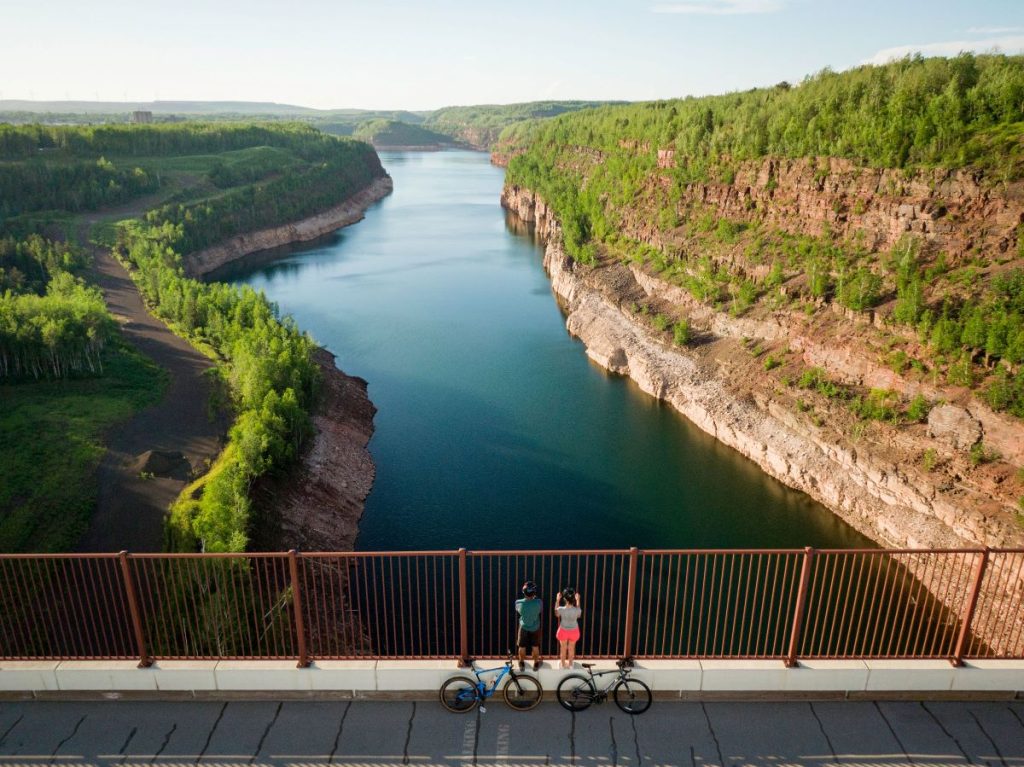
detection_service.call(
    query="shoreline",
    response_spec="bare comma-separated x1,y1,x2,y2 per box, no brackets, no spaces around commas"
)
250,347,376,552
501,184,1023,551
182,176,394,277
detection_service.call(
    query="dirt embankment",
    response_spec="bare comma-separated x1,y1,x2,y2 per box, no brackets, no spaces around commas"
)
183,176,393,277
78,246,228,552
502,184,1024,551
249,348,376,552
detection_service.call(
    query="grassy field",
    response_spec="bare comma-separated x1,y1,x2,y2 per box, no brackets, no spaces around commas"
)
0,339,166,552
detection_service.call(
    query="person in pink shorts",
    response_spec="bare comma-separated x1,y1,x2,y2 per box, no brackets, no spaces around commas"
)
554,586,582,669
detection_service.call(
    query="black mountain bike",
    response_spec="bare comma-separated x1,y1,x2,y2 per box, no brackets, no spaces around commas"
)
556,659,652,714
439,655,543,713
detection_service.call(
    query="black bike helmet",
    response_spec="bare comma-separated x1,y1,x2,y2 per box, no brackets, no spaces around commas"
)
522,580,538,597
561,586,576,601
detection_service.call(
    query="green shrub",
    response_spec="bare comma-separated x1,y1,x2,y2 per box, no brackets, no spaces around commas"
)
922,448,939,472
673,320,691,346
715,218,741,244
906,394,931,422
969,442,1000,466
837,267,882,311
850,388,901,422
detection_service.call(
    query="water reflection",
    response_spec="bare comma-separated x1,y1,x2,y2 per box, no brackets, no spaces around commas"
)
229,150,872,552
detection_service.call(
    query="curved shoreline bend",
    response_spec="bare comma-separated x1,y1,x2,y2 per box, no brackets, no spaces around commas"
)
183,176,394,278
183,178,389,551
501,184,1023,552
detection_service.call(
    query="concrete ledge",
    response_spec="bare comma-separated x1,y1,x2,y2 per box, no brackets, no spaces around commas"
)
376,660,452,691
865,659,954,691
309,660,377,691
0,661,59,691
634,659,702,691
951,659,1024,691
215,660,312,691
784,659,870,691
55,660,157,691
151,660,218,691
1,658,1020,698
701,660,789,691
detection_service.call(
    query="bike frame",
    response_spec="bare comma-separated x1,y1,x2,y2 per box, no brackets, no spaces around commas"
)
582,667,629,695
469,662,512,699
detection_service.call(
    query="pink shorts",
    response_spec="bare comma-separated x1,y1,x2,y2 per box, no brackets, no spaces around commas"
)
556,626,580,643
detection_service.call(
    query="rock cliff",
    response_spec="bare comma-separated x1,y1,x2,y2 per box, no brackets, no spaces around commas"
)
250,348,376,552
182,176,393,277
502,184,1024,551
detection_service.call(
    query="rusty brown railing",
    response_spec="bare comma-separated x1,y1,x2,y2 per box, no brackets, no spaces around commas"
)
1,548,1021,667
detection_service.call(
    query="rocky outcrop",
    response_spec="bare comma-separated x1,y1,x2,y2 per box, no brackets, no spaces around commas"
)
502,184,1024,551
250,348,376,552
183,177,393,277
619,155,1024,272
927,405,983,451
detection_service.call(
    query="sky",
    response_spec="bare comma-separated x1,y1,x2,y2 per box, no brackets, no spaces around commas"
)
1,0,1022,111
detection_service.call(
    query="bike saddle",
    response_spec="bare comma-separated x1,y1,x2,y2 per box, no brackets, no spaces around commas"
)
581,663,595,668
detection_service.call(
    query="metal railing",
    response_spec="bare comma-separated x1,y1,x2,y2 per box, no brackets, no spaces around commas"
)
1,548,1021,667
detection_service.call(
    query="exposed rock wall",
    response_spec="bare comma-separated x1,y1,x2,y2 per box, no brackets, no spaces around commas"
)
624,155,1024,264
250,348,376,552
502,184,1024,551
183,176,393,277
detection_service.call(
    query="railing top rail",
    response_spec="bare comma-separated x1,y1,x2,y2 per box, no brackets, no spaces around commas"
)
812,547,989,555
638,548,806,555
467,548,633,556
301,550,461,557
0,553,122,560
2,547,1022,560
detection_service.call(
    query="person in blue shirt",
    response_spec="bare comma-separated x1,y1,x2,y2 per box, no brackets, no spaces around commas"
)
515,580,543,671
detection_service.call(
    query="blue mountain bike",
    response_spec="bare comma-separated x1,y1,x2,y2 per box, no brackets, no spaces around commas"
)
439,655,543,712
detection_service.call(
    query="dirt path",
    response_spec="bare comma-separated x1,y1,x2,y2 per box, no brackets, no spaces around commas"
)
76,213,226,553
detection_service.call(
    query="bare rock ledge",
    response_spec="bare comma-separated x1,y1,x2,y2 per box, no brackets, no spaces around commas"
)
183,176,394,278
502,184,1024,550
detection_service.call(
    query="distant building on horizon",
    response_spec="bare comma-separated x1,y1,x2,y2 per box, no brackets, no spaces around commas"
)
130,110,153,124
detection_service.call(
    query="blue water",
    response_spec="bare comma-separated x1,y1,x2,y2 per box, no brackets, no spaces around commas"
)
226,150,870,551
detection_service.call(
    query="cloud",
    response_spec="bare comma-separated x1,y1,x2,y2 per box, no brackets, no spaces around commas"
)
863,35,1024,66
966,26,1023,35
652,0,784,15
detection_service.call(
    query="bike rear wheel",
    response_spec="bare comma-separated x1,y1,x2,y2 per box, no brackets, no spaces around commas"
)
613,677,652,714
503,674,543,710
439,675,479,713
556,673,596,711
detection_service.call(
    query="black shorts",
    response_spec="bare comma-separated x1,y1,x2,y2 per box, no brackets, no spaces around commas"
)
517,627,540,649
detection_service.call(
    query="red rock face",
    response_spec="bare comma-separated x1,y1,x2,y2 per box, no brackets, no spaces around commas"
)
664,156,1022,263
250,348,376,552
500,180,1024,553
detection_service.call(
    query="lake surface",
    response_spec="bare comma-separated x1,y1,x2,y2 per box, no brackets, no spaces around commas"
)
226,150,871,551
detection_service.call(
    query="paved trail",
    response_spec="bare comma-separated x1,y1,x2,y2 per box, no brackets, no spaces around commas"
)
0,699,1021,766
76,213,225,552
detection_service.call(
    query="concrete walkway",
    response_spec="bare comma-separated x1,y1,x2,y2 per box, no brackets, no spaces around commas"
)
0,699,1021,766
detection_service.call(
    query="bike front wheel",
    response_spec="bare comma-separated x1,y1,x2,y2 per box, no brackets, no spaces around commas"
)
439,675,480,713
556,673,596,712
613,677,652,715
503,674,543,710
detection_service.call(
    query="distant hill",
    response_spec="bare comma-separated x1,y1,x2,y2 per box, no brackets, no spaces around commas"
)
0,99,320,115
424,101,621,149
352,119,455,148
0,98,623,150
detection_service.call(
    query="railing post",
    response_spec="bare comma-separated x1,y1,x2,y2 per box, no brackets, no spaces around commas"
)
951,548,990,667
458,548,471,667
785,547,815,668
118,551,152,669
288,550,310,669
622,547,639,661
